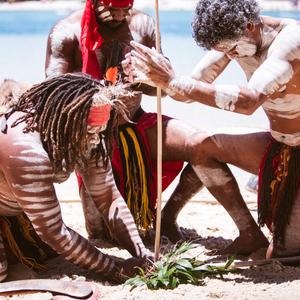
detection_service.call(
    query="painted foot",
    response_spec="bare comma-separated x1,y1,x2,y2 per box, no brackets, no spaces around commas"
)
161,219,184,244
217,231,269,256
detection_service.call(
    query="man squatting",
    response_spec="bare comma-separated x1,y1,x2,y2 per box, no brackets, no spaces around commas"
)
0,74,151,282
45,0,212,247
127,0,300,257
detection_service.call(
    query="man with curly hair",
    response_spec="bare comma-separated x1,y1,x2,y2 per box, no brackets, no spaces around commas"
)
125,0,300,257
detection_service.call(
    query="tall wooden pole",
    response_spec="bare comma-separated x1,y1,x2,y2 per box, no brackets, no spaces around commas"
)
154,0,162,262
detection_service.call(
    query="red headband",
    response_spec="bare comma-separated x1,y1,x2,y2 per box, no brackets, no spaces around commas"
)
87,104,112,126
101,0,134,7
80,0,134,79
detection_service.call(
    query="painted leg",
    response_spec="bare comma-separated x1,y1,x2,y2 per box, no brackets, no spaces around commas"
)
0,228,8,282
189,132,270,255
161,164,203,243
80,185,107,240
271,189,300,258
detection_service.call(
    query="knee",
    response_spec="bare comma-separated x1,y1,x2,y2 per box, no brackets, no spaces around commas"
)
186,132,216,165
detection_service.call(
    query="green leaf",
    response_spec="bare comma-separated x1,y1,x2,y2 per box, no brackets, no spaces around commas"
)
176,259,193,269
225,256,235,269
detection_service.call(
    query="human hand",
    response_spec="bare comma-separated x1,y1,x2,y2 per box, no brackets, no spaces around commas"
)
113,257,150,282
122,41,176,89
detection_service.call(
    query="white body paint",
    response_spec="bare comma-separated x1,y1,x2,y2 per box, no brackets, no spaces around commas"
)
270,130,300,146
46,20,80,77
215,84,240,111
263,93,300,119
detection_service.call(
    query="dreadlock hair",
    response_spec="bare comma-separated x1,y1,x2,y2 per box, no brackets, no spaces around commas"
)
11,73,129,176
192,0,260,50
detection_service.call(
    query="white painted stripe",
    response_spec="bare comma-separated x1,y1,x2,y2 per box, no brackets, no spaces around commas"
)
9,156,47,163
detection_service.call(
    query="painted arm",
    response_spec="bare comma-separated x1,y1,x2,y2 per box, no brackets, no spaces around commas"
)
189,50,231,82
80,158,150,258
128,41,298,115
3,140,119,277
45,16,81,78
164,50,231,101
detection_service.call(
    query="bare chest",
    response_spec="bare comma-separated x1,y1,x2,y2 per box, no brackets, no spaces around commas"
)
95,25,146,74
262,70,300,119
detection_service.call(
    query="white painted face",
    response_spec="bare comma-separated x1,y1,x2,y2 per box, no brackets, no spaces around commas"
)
214,36,258,58
94,1,132,27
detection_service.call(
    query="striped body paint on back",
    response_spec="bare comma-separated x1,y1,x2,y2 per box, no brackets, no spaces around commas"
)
0,134,116,278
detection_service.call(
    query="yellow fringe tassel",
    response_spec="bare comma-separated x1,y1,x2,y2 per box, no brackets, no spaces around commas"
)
1,217,47,270
119,128,153,229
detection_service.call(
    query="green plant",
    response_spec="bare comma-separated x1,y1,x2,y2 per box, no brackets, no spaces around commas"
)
125,242,235,290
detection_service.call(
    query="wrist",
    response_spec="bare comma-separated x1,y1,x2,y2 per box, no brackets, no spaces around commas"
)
165,76,185,97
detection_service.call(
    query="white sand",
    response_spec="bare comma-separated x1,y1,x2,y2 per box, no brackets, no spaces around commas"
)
3,194,300,300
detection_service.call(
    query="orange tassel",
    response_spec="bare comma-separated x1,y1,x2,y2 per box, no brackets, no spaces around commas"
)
105,66,118,84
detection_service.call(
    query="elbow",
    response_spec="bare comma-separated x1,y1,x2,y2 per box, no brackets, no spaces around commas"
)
237,91,265,115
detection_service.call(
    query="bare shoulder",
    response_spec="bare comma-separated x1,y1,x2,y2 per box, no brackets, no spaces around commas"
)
129,9,155,31
49,9,83,43
268,21,300,60
0,114,47,162
129,9,155,46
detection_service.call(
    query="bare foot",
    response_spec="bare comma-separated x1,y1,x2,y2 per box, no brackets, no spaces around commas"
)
161,219,184,243
217,230,269,256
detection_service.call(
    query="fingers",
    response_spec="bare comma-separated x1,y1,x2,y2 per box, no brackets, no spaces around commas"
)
130,41,171,74
130,41,157,58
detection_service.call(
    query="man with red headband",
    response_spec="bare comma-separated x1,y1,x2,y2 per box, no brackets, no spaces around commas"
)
0,74,150,282
45,0,205,246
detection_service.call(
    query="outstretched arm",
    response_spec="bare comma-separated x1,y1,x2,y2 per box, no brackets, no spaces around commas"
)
80,158,150,258
128,41,270,115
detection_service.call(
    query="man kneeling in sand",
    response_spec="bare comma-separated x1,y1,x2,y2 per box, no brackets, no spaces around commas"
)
0,73,151,282
125,0,300,257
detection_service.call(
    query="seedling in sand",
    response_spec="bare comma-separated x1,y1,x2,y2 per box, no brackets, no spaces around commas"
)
125,242,235,290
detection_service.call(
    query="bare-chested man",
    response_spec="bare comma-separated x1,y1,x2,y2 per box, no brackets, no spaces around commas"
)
0,73,150,282
126,0,300,257
45,0,205,244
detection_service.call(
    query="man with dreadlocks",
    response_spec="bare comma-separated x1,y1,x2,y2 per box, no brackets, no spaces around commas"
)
0,73,151,282
125,0,300,257
45,0,204,244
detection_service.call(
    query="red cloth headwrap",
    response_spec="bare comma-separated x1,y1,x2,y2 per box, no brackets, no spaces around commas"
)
101,0,134,7
87,104,111,126
80,0,134,79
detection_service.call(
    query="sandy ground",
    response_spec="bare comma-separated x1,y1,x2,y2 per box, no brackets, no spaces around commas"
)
2,188,300,300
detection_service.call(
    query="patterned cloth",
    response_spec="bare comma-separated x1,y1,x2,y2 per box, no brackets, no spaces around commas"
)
258,136,300,245
112,108,184,229
0,213,57,269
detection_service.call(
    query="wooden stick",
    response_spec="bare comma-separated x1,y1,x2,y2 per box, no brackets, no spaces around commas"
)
154,0,163,262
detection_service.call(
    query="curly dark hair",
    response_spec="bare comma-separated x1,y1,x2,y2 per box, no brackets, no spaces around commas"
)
192,0,260,49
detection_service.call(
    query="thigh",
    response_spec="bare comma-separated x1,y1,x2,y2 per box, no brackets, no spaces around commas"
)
200,130,272,174
145,118,202,161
